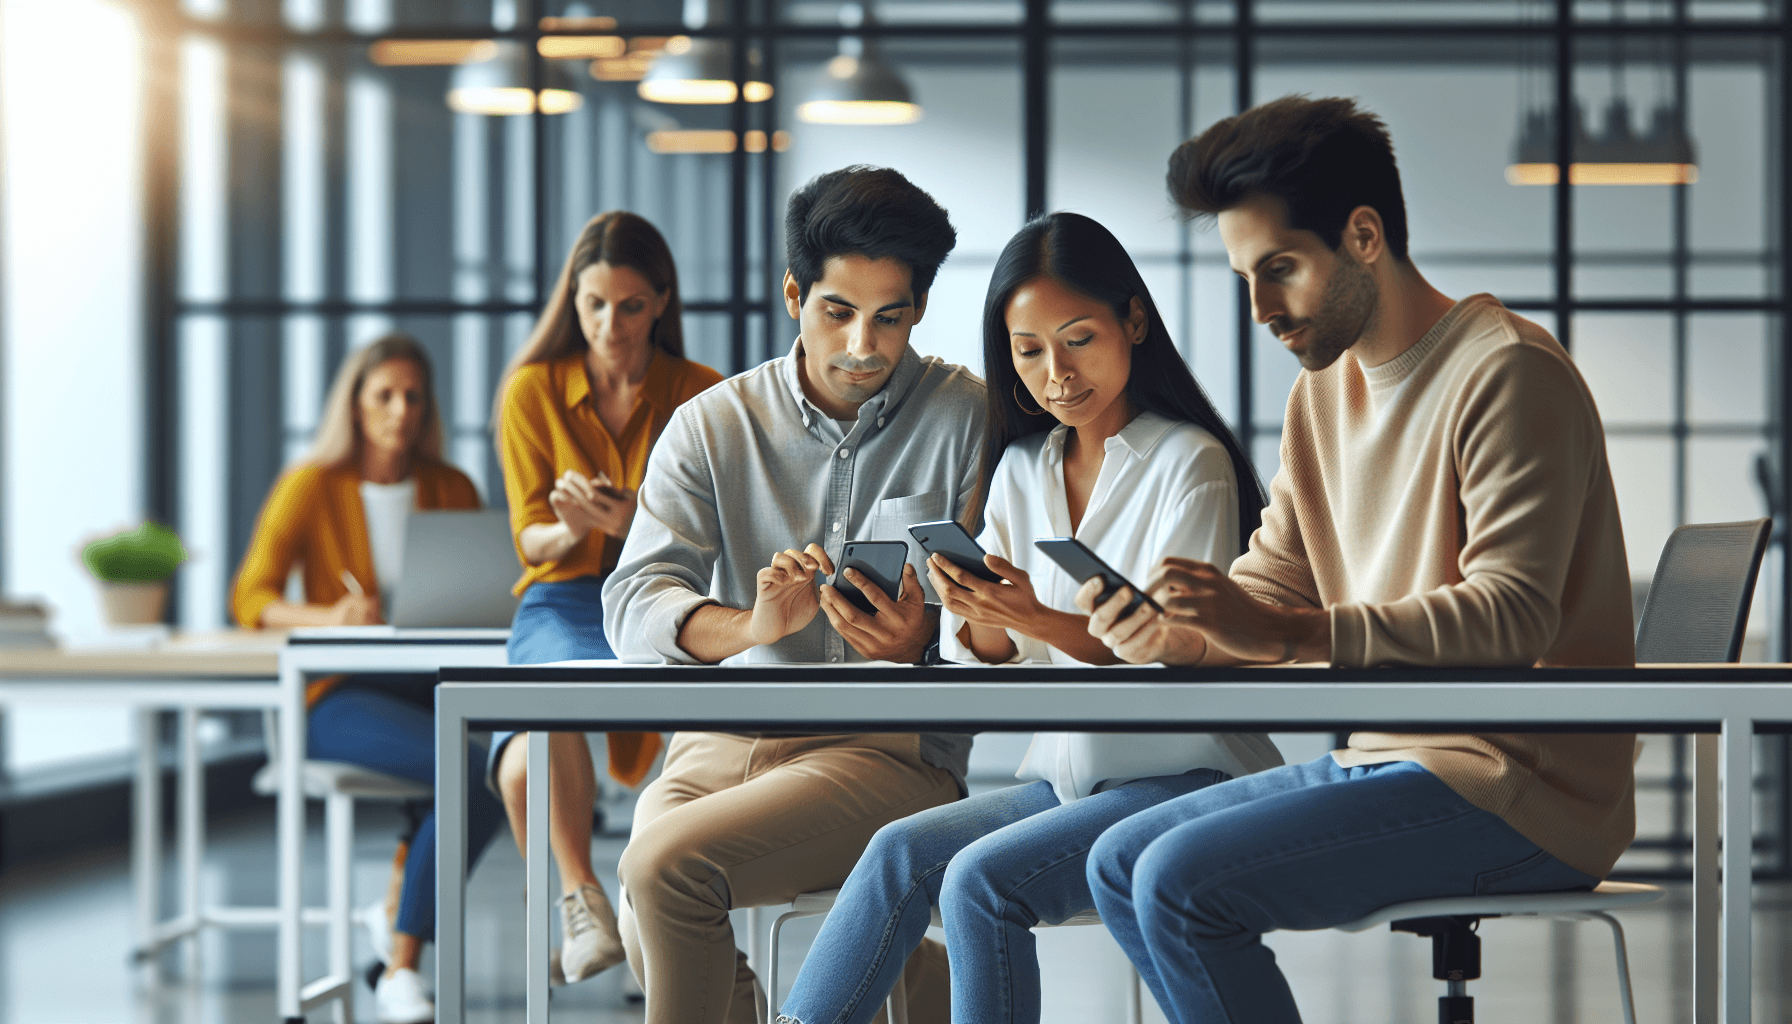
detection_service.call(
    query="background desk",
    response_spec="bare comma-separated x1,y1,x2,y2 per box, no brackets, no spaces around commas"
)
279,627,510,1022
434,662,1792,1024
0,635,284,1004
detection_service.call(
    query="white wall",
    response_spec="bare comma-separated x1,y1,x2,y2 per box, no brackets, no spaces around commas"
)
1,0,143,768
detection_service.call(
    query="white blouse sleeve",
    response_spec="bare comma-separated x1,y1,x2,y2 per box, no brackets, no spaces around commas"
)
939,449,1035,664
1158,478,1243,573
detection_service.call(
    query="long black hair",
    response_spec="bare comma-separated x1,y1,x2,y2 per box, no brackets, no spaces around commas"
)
974,212,1265,553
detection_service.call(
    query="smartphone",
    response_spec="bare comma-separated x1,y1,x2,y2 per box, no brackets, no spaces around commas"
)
908,520,1004,585
831,540,909,615
1032,537,1164,618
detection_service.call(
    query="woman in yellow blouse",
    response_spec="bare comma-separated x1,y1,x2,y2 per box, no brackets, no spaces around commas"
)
492,211,722,985
233,334,503,1024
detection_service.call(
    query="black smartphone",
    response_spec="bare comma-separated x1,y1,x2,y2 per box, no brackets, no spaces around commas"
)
908,520,1003,585
1032,537,1164,618
831,540,909,615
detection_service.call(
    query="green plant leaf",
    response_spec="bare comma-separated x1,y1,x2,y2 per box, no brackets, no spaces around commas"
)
82,522,187,583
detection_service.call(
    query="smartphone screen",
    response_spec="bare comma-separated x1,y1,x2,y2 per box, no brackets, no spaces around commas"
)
831,540,909,615
908,520,1003,584
1031,537,1163,618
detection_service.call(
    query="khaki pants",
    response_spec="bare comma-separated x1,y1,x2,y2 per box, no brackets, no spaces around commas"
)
618,731,960,1024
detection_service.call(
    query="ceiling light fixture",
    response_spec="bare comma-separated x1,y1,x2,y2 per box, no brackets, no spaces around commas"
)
1507,2,1695,186
371,39,497,67
797,2,920,125
638,0,773,105
448,39,584,116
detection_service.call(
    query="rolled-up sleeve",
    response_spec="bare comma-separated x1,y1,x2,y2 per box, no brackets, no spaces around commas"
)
602,408,722,663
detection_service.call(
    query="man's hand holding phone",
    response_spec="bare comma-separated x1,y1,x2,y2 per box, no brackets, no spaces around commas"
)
819,541,931,663
1079,556,1330,666
1076,571,1205,666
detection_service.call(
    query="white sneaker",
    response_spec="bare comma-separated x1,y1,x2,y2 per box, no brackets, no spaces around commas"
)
357,898,393,965
559,883,627,984
373,967,434,1024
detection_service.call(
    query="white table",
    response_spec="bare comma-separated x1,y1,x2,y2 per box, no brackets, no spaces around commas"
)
0,636,285,999
278,627,511,1022
433,662,1792,1024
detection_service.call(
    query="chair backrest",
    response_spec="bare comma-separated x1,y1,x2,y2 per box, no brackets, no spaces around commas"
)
1634,518,1771,663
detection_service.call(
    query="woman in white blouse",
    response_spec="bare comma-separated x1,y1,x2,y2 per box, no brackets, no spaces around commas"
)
778,212,1276,1024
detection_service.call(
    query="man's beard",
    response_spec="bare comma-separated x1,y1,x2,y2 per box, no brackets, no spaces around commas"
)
1270,250,1379,372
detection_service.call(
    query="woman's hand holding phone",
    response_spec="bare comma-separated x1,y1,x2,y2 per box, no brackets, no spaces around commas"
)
927,553,1047,635
549,469,637,540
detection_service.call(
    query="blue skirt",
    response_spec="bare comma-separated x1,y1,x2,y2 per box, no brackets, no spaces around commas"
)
506,574,614,664
490,575,613,790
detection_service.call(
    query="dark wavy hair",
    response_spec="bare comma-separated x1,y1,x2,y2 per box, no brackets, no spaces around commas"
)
975,212,1265,552
785,165,957,304
1169,95,1411,261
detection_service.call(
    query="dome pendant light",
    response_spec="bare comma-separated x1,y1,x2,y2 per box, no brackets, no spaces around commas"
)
638,0,773,105
448,39,584,115
798,2,921,125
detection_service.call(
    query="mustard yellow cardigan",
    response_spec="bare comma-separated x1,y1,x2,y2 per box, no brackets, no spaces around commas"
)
232,460,662,787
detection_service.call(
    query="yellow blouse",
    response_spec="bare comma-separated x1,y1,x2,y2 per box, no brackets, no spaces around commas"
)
497,348,723,594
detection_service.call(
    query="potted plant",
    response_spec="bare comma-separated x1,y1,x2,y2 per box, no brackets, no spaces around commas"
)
82,522,187,626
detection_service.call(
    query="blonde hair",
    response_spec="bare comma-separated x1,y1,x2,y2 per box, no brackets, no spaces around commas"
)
303,333,445,470
492,211,685,425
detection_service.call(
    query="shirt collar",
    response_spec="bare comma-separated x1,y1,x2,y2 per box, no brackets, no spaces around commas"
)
560,347,668,412
1042,409,1177,462
782,336,922,429
560,352,591,409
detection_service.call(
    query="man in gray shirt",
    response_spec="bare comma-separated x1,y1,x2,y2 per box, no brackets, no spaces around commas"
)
604,166,985,1023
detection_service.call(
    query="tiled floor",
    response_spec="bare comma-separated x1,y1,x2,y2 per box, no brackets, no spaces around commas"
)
3,779,1790,1022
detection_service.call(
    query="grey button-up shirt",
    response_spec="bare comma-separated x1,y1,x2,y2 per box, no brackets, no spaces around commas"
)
603,338,987,784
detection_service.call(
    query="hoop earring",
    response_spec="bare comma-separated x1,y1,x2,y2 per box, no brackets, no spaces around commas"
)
1013,381,1048,416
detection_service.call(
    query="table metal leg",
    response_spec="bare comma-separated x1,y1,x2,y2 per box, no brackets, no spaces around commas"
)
179,708,204,981
1695,732,1719,1024
279,665,306,1023
133,708,162,980
1720,717,1753,1024
527,732,551,1024
435,687,469,1024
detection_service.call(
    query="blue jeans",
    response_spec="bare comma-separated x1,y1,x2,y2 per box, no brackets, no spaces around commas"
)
308,684,504,941
779,771,1229,1024
1086,755,1600,1024
491,575,614,786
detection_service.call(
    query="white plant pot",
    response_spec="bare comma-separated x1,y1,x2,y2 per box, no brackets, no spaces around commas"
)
98,581,169,626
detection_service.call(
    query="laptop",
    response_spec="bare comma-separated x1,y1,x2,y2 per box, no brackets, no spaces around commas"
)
387,510,523,629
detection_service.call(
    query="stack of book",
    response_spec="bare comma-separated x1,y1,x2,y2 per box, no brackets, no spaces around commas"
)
0,600,54,650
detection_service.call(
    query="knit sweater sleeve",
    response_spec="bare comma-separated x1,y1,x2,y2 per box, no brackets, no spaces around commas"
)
1230,461,1322,611
1329,343,1601,667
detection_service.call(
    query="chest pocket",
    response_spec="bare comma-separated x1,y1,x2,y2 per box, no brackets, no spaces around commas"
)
871,490,950,602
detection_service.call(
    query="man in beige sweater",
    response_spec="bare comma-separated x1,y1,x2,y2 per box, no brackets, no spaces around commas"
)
1076,96,1636,1023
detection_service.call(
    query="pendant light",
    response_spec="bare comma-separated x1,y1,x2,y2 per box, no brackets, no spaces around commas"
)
638,0,773,105
797,2,921,125
448,40,584,115
1507,3,1696,186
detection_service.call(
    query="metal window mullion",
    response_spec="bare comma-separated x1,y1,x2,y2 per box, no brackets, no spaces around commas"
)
1672,0,1691,531
728,1,749,375
1553,0,1573,354
1234,0,1254,456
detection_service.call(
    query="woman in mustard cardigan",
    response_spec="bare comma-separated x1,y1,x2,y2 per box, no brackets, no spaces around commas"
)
491,211,722,986
233,333,503,1024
